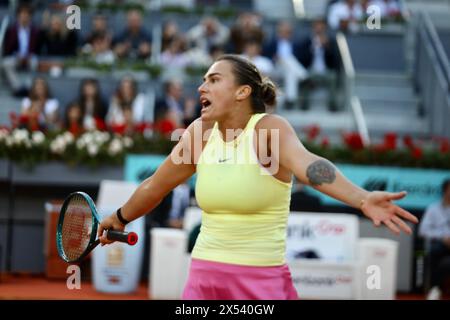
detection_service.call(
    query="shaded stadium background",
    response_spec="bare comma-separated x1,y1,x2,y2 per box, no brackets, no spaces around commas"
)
0,0,449,300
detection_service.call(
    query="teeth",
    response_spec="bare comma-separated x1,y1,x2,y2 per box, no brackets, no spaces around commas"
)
200,97,210,108
201,100,211,108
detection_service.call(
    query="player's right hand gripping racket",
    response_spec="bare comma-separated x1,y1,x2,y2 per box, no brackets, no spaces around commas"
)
56,191,138,263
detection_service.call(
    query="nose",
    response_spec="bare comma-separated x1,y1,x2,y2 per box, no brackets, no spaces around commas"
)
198,81,207,94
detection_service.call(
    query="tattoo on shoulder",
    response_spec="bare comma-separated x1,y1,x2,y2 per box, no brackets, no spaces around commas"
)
306,159,336,186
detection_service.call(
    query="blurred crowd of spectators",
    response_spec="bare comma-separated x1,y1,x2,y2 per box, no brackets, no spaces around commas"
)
1,0,403,135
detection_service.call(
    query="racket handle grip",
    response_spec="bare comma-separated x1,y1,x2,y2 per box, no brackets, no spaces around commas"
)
107,230,138,246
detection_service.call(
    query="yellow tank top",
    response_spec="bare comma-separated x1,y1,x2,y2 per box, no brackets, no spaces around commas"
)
192,113,292,266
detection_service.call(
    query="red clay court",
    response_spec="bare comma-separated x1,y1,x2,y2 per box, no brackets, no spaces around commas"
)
1,274,444,300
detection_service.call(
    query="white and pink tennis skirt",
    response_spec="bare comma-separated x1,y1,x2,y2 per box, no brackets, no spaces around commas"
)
182,258,299,300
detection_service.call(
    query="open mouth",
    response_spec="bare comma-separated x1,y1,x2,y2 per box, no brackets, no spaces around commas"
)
200,97,212,110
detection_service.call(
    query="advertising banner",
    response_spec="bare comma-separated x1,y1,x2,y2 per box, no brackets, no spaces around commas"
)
305,164,450,209
125,154,197,188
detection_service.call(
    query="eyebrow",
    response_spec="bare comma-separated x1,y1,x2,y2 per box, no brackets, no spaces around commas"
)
202,72,222,82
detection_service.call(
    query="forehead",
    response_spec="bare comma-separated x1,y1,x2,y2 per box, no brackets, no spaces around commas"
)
170,81,182,89
204,60,234,78
18,9,31,16
279,22,291,30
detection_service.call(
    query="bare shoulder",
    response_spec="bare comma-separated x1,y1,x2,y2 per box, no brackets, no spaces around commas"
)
255,113,295,133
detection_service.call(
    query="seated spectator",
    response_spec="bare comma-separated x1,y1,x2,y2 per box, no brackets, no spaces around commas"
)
39,12,78,56
154,79,199,130
77,78,108,131
161,34,212,69
106,76,146,134
113,9,152,60
186,16,229,54
82,13,111,47
63,100,84,136
328,0,363,32
297,18,340,111
20,76,59,131
89,32,115,65
419,178,450,300
1,4,41,97
81,13,113,58
241,40,274,77
190,44,226,67
160,21,214,68
263,21,308,108
160,36,190,68
228,12,265,54
161,20,180,53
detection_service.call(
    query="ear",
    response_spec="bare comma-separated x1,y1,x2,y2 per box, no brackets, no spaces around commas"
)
235,85,252,101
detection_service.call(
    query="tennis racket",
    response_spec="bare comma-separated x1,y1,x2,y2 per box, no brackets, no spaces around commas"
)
56,191,138,263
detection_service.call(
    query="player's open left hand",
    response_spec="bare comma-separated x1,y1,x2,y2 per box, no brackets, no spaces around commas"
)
361,191,419,235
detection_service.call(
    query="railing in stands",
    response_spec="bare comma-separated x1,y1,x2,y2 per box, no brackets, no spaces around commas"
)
151,23,162,65
0,15,9,87
414,11,450,140
0,15,9,55
422,12,450,88
336,31,371,147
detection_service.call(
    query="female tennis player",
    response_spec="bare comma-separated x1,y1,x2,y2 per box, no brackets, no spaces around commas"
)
98,54,419,300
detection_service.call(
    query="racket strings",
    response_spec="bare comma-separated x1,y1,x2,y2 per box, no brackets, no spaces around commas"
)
61,194,93,261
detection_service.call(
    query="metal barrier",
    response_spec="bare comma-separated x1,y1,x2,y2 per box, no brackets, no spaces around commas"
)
151,23,162,65
414,11,450,139
0,15,10,87
421,12,450,87
0,16,8,52
336,31,371,146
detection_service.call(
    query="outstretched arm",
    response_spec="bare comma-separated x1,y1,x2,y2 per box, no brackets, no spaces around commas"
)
265,115,419,235
97,122,197,244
